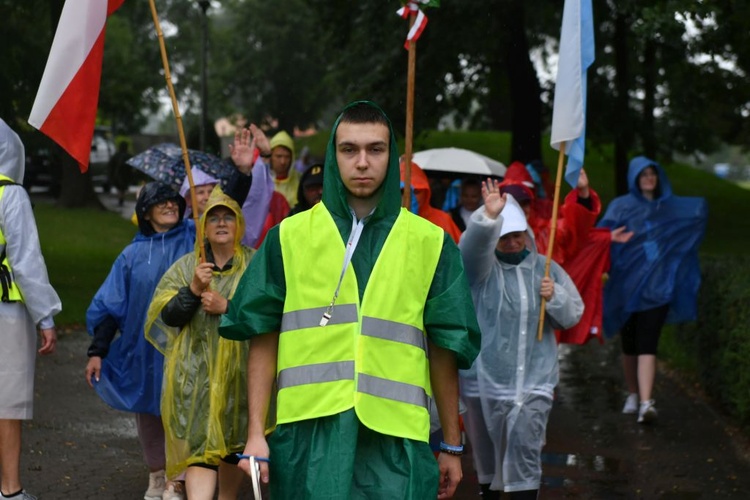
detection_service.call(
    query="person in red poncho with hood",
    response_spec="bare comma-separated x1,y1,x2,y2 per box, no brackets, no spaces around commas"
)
499,161,632,344
400,160,463,243
500,161,600,265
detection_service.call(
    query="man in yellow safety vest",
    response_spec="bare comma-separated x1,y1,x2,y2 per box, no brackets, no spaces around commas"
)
220,101,481,499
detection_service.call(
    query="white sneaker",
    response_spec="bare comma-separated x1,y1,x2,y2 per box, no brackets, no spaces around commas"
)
0,490,37,500
145,470,166,500
637,399,658,424
622,393,639,414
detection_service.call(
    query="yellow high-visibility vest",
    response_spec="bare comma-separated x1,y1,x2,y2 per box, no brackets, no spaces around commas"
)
277,203,443,442
0,174,23,302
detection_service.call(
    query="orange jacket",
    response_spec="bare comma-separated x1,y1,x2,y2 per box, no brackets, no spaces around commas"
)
400,161,462,243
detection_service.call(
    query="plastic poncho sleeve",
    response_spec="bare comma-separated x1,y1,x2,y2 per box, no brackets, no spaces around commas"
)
145,253,197,354
424,233,481,370
458,208,504,286
0,186,61,324
87,251,131,335
533,189,600,265
242,158,275,248
544,261,584,331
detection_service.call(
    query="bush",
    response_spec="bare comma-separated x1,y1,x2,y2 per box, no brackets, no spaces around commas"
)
663,255,750,426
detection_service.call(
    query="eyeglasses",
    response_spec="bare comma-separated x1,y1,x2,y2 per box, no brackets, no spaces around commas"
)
154,199,179,208
207,213,237,225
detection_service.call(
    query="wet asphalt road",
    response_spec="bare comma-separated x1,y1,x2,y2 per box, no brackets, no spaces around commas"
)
22,329,750,499
19,192,750,499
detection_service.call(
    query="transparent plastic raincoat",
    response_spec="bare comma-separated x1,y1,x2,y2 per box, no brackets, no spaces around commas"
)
458,197,583,493
145,188,255,478
0,119,61,419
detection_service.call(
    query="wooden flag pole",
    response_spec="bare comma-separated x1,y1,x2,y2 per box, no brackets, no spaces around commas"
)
537,142,566,341
148,0,205,261
401,11,417,209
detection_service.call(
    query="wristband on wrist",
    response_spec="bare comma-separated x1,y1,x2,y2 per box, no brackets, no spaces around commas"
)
439,441,464,456
260,152,271,158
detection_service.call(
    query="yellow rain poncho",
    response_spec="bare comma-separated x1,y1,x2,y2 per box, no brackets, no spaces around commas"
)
145,187,255,478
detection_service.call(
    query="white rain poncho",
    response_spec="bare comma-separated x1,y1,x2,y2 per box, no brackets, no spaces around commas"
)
0,119,61,419
458,196,583,493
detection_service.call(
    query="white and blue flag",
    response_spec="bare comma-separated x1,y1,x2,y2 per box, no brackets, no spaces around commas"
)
550,0,595,188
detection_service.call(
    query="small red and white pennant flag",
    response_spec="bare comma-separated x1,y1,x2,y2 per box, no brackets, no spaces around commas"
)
397,1,429,50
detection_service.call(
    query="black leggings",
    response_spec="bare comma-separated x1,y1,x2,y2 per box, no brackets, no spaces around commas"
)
620,305,669,355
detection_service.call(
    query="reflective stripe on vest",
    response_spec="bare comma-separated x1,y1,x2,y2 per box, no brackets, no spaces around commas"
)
277,203,443,441
0,174,23,302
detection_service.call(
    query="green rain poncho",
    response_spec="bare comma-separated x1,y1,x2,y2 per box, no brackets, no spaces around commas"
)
219,101,480,499
146,187,255,478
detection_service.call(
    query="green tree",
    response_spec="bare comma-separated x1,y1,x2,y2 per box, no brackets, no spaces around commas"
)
212,0,334,132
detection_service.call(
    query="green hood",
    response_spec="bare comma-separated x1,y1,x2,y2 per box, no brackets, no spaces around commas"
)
322,101,403,239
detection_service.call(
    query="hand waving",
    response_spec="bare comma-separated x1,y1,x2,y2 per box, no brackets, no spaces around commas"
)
229,127,257,174
482,178,506,220
249,124,271,157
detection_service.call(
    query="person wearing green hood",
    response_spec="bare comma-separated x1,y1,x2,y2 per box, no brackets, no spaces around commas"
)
267,130,300,207
219,101,481,499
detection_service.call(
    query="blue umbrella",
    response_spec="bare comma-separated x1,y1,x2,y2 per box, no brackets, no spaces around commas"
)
126,143,236,192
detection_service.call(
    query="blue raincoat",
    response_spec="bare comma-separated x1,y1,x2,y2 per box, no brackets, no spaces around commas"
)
597,156,707,337
86,219,194,415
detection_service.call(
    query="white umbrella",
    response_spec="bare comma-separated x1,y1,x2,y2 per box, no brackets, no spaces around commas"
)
411,147,506,177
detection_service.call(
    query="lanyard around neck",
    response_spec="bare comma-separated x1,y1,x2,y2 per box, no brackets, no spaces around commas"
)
319,210,368,326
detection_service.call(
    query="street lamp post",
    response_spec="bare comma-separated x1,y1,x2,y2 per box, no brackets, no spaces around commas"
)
198,0,210,152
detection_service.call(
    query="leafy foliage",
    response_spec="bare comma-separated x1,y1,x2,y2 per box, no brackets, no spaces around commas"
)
666,256,750,426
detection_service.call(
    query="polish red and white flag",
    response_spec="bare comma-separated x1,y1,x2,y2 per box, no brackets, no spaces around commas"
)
28,0,126,172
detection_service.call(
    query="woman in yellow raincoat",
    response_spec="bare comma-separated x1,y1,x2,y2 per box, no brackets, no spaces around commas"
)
146,187,255,500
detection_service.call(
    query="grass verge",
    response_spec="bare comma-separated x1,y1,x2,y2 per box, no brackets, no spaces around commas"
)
34,200,136,327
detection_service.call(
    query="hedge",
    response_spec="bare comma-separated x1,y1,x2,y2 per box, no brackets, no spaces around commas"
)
662,255,750,426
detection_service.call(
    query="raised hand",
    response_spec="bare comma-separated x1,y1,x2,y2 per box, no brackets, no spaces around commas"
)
577,168,590,198
228,127,257,174
249,124,271,157
482,178,507,220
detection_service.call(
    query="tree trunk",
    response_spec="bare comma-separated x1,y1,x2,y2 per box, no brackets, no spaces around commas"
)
613,10,632,196
506,0,542,163
642,38,657,159
58,151,104,209
486,1,511,132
